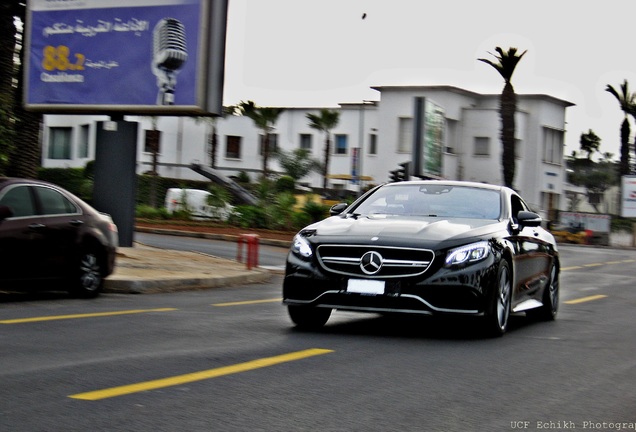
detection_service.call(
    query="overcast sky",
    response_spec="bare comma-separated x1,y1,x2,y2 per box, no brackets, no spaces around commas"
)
222,0,636,158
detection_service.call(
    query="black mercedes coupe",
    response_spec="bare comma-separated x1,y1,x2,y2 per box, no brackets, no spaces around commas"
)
283,180,559,336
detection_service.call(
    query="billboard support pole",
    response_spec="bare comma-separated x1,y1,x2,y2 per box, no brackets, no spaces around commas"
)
93,120,139,247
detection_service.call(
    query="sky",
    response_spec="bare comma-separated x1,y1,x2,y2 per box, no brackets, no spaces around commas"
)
221,0,636,159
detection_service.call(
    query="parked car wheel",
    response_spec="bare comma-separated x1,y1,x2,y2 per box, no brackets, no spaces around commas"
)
288,305,332,330
71,247,104,298
485,260,512,337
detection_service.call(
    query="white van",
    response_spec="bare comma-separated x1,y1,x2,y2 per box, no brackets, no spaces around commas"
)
164,188,232,220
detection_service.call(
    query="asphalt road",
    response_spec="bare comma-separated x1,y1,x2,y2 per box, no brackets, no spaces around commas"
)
1,242,636,431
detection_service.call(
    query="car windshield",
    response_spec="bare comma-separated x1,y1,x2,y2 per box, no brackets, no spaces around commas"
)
352,184,501,220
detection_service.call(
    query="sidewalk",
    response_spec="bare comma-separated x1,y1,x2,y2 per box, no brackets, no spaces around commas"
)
104,241,275,294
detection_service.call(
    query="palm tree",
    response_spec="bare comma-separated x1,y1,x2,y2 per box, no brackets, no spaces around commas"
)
606,80,634,176
306,108,340,190
478,47,527,188
0,1,42,178
0,2,20,175
238,101,284,178
273,148,322,183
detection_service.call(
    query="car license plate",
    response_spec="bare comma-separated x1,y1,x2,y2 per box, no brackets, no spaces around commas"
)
347,279,385,295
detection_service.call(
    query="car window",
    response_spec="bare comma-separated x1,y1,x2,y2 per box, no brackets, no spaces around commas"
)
510,195,529,221
36,186,78,215
354,184,501,219
0,185,37,218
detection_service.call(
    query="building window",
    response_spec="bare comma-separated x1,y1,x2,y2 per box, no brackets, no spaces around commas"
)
473,137,490,156
48,127,72,160
259,133,278,155
225,135,242,159
515,139,522,159
78,124,90,158
300,134,312,150
368,134,377,155
398,117,412,153
543,128,564,164
335,134,348,155
445,119,457,154
144,129,161,154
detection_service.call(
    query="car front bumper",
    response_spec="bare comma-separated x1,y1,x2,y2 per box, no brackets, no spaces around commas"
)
283,252,499,316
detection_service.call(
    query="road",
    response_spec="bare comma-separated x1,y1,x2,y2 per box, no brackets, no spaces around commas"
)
1,240,636,431
135,231,289,268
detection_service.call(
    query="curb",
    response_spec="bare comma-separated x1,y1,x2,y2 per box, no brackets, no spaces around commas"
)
104,271,272,294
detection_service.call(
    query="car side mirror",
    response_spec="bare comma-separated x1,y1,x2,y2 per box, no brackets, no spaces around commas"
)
517,210,542,227
0,205,13,221
330,202,348,216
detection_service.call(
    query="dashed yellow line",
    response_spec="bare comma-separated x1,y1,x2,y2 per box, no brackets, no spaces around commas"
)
562,258,636,272
565,295,607,305
69,348,334,401
212,298,282,307
0,308,177,324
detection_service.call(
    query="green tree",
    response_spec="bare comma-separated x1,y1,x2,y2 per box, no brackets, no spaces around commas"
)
605,80,634,176
567,155,619,213
579,129,601,160
306,108,340,190
274,148,321,183
238,101,284,178
478,47,527,188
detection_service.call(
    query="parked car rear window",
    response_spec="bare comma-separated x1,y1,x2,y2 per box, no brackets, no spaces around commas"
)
36,187,78,215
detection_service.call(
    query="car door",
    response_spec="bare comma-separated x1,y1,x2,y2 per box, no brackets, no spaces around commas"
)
32,185,84,278
0,185,47,281
509,195,552,307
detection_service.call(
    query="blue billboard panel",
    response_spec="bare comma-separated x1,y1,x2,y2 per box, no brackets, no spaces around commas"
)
25,0,226,115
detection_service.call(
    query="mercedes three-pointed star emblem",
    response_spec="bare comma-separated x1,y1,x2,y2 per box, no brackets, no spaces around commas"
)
360,251,383,275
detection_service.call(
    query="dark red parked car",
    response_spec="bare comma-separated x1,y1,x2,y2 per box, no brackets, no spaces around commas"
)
0,178,118,297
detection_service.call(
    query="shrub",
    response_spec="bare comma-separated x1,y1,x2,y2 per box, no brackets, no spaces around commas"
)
228,205,269,229
303,200,330,223
275,175,295,193
136,204,170,219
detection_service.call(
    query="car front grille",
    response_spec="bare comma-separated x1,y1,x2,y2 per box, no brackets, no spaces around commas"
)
316,244,435,278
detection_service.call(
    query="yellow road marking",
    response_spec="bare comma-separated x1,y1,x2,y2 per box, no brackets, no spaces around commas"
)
0,308,177,324
212,298,282,307
563,259,635,271
565,295,607,305
69,348,334,401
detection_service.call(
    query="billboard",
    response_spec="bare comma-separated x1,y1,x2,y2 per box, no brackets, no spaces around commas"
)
621,175,636,217
413,97,445,178
24,0,227,116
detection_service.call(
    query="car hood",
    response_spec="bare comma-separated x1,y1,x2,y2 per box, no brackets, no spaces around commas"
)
307,215,503,245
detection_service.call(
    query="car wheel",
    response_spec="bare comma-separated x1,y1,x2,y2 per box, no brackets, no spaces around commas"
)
288,305,331,330
71,248,103,298
485,260,511,337
527,264,559,321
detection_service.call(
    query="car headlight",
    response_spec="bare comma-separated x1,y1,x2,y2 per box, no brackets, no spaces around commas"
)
291,234,313,258
445,241,490,267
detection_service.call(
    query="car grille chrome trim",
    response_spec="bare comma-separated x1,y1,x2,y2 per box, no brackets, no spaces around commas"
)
283,291,479,314
316,244,435,278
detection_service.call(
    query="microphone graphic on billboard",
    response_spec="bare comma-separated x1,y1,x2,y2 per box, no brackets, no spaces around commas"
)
152,18,187,105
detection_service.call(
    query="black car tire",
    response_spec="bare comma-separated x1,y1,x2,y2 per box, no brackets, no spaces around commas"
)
288,305,332,330
70,247,104,298
485,260,511,337
527,264,559,321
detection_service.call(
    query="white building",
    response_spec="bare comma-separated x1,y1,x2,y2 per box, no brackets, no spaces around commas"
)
42,85,573,215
